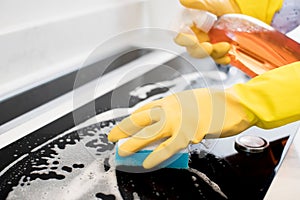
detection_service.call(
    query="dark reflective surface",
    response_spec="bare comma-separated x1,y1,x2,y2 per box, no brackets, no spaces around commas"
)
0,118,288,200
115,135,288,200
0,49,292,200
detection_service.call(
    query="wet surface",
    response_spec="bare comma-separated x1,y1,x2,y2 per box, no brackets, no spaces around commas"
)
116,167,227,200
0,63,289,200
0,118,286,200
0,121,119,200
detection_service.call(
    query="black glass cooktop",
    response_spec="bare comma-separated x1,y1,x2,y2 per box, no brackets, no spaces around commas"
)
0,49,291,200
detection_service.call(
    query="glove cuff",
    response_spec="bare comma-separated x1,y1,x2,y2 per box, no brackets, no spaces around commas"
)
234,0,284,24
180,0,241,16
233,61,300,129
192,88,257,141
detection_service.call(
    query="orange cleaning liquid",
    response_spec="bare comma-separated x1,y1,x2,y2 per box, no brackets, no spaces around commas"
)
208,14,300,77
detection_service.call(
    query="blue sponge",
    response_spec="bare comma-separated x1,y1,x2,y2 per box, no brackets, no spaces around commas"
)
115,138,189,169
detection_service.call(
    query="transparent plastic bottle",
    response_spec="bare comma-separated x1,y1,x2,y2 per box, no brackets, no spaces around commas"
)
193,11,300,77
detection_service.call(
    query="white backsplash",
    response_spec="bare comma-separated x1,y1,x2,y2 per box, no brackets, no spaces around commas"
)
0,0,182,100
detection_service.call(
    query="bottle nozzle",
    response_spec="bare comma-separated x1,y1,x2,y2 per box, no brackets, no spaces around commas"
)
194,11,217,33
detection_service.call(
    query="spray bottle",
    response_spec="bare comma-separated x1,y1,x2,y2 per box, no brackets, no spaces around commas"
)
184,10,300,77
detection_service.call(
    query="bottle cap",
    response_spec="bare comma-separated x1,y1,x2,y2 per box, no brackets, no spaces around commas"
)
194,11,217,33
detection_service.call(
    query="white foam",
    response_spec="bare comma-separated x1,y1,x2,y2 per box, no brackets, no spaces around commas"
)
7,125,122,200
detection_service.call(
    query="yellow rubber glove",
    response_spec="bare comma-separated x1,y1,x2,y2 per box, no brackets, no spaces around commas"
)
109,87,254,169
174,25,232,65
176,0,283,65
108,61,300,169
234,61,300,128
179,0,241,17
234,0,283,25
180,0,283,24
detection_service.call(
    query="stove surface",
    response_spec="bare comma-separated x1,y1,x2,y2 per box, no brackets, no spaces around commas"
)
0,49,296,200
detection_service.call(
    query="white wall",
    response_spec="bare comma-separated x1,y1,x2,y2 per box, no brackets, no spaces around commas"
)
2,0,298,102
144,0,183,29
0,0,184,100
0,0,137,99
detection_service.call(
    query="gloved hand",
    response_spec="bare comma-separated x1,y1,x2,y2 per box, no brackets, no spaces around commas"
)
174,25,232,65
175,0,284,64
180,0,283,24
109,87,255,169
108,61,300,169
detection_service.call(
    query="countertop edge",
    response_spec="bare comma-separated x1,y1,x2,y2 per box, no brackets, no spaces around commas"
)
264,122,300,200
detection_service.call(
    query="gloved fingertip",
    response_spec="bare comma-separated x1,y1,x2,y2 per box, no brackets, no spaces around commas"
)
107,124,132,142
142,148,167,169
187,42,213,58
107,134,115,142
143,156,158,169
214,56,231,65
107,129,120,142
118,145,135,157
211,42,231,58
174,33,198,47
107,134,122,143
201,42,213,54
190,25,210,43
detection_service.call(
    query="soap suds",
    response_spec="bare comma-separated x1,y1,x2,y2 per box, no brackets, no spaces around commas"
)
1,71,227,200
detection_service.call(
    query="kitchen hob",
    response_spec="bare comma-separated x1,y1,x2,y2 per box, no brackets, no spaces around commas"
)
0,48,298,200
